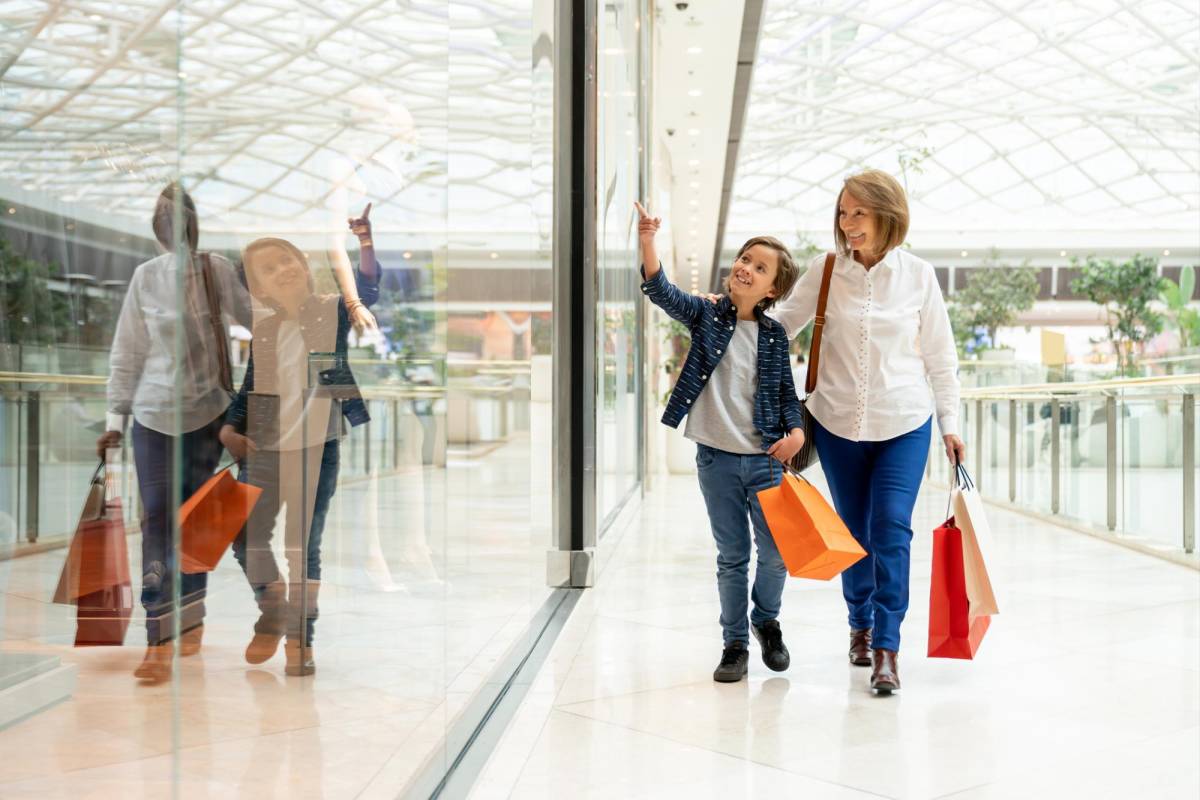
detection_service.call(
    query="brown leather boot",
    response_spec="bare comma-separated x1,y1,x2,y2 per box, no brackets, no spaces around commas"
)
245,582,286,664
870,649,900,694
133,645,172,683
284,639,315,677
179,624,204,657
849,628,872,666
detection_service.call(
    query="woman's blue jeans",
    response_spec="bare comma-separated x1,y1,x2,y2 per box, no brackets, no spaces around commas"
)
695,443,787,646
812,416,931,652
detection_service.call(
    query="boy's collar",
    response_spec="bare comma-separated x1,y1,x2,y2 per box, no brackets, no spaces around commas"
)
717,295,778,327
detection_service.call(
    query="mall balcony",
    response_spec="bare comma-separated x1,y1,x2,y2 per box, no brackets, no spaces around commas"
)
0,1,1196,798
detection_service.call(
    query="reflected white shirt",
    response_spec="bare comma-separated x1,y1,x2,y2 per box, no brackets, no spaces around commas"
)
107,251,252,435
768,249,960,442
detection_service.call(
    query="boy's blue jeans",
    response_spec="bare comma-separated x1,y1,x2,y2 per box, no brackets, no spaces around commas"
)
695,443,788,646
811,416,931,652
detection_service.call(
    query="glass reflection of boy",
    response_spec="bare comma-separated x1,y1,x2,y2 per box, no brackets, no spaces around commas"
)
220,206,379,676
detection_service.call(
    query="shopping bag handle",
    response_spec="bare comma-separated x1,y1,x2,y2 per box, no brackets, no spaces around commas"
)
776,457,811,484
946,457,975,519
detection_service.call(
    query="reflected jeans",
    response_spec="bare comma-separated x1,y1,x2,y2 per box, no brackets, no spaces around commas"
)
811,416,930,652
131,415,224,646
232,438,339,643
694,443,787,646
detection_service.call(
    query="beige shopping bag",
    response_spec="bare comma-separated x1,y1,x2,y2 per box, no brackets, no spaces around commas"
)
951,467,1000,617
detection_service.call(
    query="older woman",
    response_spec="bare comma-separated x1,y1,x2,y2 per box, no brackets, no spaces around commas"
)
770,169,965,694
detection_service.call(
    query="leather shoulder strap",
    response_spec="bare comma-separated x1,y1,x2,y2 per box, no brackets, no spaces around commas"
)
803,253,836,396
200,252,233,393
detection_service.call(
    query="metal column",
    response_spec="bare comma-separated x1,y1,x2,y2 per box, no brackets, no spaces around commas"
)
1184,393,1195,554
974,399,983,490
548,0,597,588
1106,394,1118,531
1008,399,1016,502
1050,397,1061,514
24,391,39,543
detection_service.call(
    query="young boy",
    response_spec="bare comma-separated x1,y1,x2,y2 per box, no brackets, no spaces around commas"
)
634,201,805,683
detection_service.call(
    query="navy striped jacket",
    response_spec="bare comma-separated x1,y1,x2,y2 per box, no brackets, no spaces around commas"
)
641,265,803,450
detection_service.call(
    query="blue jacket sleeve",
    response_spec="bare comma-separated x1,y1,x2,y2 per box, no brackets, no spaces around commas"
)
640,264,706,326
356,261,381,309
224,346,254,434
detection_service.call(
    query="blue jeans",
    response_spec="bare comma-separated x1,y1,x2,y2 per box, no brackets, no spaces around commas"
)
812,416,931,652
695,443,788,646
232,438,340,642
131,415,224,645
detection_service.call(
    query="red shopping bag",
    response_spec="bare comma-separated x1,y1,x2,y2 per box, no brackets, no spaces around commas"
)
757,467,866,580
53,460,134,646
178,466,262,574
928,466,995,659
927,518,990,658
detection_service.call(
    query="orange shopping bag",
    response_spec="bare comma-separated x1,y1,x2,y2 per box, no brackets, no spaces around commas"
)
178,465,262,574
928,465,995,659
756,465,866,580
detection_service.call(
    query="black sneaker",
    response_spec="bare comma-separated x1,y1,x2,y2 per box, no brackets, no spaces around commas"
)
713,642,749,682
751,619,791,672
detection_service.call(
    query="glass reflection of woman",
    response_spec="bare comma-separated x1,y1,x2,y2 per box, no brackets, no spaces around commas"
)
97,183,252,684
220,206,379,676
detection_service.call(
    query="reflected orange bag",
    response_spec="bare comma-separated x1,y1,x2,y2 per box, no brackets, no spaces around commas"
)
756,466,866,580
178,465,262,574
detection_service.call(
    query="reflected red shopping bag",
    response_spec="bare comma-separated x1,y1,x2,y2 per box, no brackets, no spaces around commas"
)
53,460,133,646
178,466,262,574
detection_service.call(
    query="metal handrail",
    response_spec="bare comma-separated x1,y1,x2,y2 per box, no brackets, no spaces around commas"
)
961,374,1198,399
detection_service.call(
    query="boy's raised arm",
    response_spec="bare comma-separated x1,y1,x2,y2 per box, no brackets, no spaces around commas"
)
635,200,661,279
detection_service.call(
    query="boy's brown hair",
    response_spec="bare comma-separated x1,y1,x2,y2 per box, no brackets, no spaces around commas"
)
724,235,799,311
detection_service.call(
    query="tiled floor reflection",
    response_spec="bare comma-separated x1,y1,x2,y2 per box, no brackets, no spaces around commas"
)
473,473,1200,800
0,433,551,798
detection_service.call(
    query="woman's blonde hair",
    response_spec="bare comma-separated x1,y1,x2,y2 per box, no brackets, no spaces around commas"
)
724,235,799,311
834,169,909,256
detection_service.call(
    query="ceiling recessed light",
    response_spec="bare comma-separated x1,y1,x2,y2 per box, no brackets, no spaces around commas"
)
688,89,702,97
6,208,15,214
687,46,703,54
687,128,700,136
403,251,413,259
1059,250,1067,257
960,250,969,257
1163,249,1171,256
490,252,499,259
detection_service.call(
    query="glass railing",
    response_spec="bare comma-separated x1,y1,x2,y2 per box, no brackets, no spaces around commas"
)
928,375,1199,561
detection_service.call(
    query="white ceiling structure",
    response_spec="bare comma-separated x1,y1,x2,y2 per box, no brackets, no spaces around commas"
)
723,0,1200,258
0,1,540,249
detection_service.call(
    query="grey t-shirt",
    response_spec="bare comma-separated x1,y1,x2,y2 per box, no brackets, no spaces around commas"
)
684,320,761,454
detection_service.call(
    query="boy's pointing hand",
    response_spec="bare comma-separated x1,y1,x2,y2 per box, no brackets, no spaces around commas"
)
634,201,660,241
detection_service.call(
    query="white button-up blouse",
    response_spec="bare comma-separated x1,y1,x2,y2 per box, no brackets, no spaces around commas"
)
769,248,960,442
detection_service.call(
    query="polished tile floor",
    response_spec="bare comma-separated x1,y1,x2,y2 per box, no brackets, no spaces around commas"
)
0,431,552,799
472,473,1200,800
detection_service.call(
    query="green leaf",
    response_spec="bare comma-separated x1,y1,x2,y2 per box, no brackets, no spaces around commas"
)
1180,265,1195,303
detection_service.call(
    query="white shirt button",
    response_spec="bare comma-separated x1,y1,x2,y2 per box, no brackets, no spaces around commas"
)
716,349,722,354
686,398,692,404
701,374,707,379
